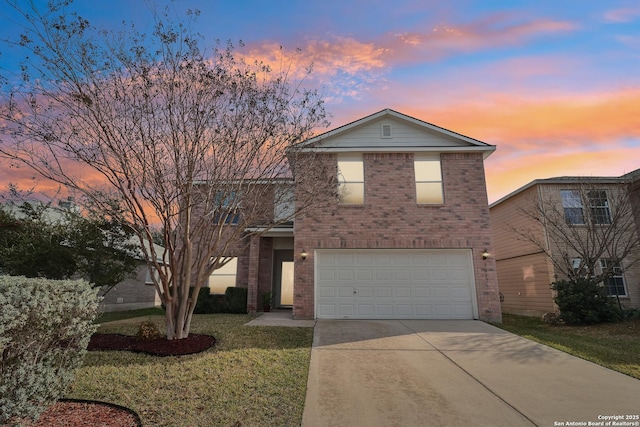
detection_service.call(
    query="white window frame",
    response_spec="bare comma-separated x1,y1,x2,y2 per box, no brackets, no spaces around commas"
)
561,190,585,225
599,259,627,297
587,190,612,225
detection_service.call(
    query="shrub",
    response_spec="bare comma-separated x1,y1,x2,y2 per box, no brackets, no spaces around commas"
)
551,277,622,325
135,321,162,340
193,287,217,314
0,276,100,424
225,287,248,314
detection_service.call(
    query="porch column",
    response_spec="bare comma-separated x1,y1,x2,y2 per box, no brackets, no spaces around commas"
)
247,235,260,314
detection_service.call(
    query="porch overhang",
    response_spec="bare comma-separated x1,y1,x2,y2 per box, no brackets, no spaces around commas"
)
246,225,295,237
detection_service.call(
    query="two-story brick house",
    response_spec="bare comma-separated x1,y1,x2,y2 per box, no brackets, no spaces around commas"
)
490,170,640,316
208,109,501,322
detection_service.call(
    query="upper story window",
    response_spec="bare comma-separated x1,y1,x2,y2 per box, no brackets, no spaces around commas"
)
213,191,240,225
561,189,611,225
561,190,584,225
414,155,443,204
337,154,364,204
588,190,611,225
274,185,295,222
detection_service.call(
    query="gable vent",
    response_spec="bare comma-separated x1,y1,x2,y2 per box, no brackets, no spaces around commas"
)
381,123,392,138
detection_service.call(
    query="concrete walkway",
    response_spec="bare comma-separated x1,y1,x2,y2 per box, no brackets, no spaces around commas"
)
244,310,316,327
301,320,640,427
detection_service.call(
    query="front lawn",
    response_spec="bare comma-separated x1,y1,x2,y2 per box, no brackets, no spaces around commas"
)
496,314,640,380
67,313,314,426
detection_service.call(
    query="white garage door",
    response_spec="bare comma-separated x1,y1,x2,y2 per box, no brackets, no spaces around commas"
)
315,249,477,319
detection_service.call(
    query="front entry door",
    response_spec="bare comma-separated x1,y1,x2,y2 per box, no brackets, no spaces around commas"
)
273,250,294,307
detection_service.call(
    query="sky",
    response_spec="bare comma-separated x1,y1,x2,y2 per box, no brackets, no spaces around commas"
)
1,0,639,203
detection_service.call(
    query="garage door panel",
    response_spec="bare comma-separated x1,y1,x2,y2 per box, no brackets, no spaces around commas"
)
377,304,393,316
357,287,374,298
393,270,411,281
376,270,391,281
338,287,355,297
377,287,392,298
318,287,336,298
396,304,412,316
357,305,374,316
318,304,336,316
356,269,373,281
318,269,336,282
414,287,431,298
395,287,412,298
415,305,432,316
338,304,355,316
316,249,476,319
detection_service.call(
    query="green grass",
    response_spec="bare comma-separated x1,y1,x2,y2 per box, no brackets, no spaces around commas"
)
96,307,166,324
69,313,314,426
496,314,640,380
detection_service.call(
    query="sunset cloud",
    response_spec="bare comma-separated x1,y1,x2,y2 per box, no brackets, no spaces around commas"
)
603,7,640,23
238,14,578,101
390,16,577,60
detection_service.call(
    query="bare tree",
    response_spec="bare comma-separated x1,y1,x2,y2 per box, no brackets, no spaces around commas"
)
0,1,333,339
514,181,640,286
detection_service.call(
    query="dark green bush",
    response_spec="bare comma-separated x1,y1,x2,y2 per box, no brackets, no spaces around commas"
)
551,278,622,325
195,287,246,314
193,287,216,314
164,286,247,314
622,309,640,320
225,287,248,314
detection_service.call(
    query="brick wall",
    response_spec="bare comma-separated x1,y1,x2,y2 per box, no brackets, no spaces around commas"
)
293,151,501,322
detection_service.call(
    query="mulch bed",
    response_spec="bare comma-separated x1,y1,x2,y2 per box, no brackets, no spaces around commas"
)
26,399,142,427
87,333,216,356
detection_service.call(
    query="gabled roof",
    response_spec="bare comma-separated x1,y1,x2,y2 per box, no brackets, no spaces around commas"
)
293,108,496,158
490,168,640,208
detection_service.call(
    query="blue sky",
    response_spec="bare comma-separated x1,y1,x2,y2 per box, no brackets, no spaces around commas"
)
2,0,640,202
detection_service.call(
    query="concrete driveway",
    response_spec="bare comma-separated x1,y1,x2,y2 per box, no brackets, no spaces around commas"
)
301,320,640,427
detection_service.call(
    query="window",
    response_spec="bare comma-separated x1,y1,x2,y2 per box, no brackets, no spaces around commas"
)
414,155,443,204
337,154,364,204
213,191,240,224
208,257,238,294
599,259,626,296
561,190,584,225
274,185,295,222
571,258,584,276
588,190,611,225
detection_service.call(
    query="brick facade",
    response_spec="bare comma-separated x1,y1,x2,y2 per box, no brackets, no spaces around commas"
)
292,151,501,322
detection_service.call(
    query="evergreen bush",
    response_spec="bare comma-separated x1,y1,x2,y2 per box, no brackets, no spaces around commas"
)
225,287,248,314
0,276,100,424
551,277,622,325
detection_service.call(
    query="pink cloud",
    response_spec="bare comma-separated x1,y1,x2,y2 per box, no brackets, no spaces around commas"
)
237,14,578,100
604,7,640,23
390,16,577,60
